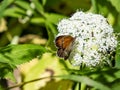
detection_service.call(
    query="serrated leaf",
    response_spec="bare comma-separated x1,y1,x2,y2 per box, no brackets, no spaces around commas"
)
0,44,46,65
0,44,46,80
61,75,111,90
0,62,14,79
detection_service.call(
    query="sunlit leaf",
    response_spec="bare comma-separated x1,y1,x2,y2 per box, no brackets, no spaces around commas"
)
30,17,45,24
108,0,120,12
22,53,72,90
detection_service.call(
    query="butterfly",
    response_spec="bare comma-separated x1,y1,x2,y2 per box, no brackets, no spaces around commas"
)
55,35,76,60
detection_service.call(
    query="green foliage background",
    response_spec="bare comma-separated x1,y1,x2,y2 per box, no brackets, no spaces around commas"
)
0,0,120,90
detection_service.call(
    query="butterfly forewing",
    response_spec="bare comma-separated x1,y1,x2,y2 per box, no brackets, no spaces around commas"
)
55,35,75,60
55,36,64,48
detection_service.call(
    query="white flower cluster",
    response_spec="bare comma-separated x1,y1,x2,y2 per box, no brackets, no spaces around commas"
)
57,11,117,67
19,2,35,24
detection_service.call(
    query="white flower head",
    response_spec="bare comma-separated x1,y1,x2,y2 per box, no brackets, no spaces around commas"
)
30,2,35,9
26,10,33,16
57,11,117,67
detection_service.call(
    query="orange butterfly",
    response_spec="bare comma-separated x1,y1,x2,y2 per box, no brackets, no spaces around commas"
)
55,35,76,60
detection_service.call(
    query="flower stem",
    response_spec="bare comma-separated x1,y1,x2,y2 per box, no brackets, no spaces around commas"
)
79,82,81,90
7,76,59,90
89,0,98,13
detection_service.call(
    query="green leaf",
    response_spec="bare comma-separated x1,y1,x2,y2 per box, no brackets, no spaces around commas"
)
3,7,25,18
42,0,47,6
45,13,66,24
45,21,57,50
111,79,120,90
0,81,6,90
0,44,46,80
4,69,15,82
108,0,120,12
61,75,111,90
0,0,15,18
32,0,44,15
0,44,46,65
30,17,45,24
0,61,15,81
115,44,120,68
23,53,71,90
14,0,31,10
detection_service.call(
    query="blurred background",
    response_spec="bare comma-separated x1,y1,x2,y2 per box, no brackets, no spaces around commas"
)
0,0,120,90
